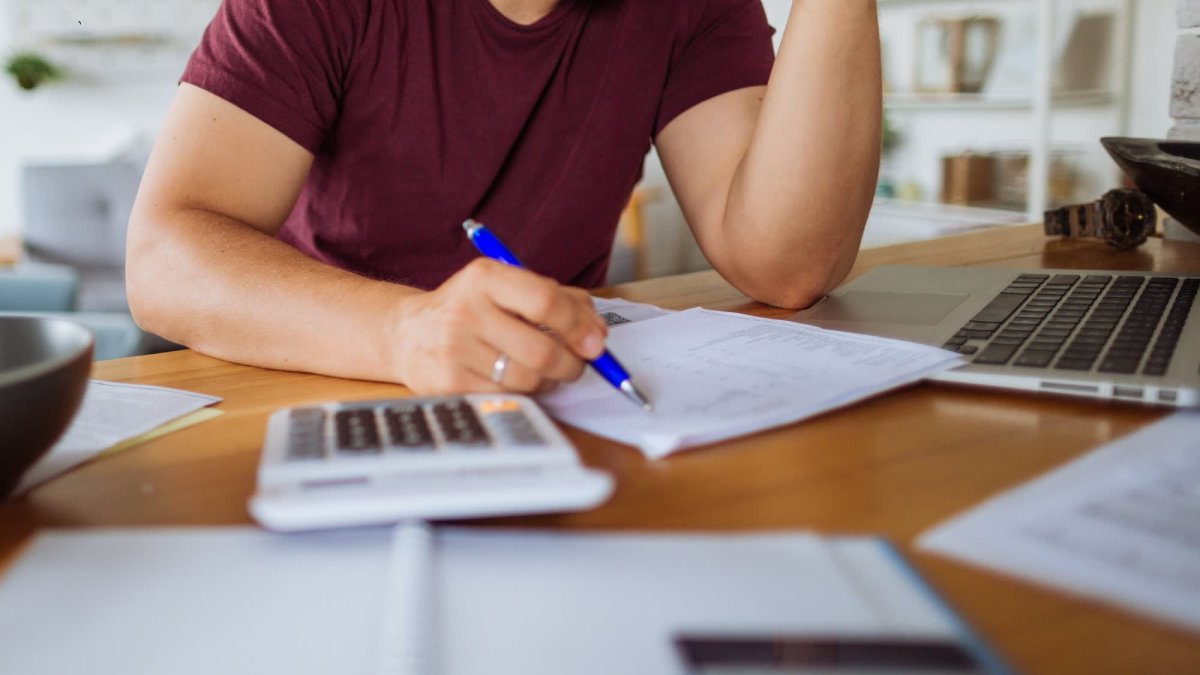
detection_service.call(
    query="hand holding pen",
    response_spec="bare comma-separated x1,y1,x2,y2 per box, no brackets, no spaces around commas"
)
464,219,653,411
387,241,610,399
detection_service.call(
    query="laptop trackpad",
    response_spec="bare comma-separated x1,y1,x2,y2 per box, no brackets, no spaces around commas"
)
805,291,969,326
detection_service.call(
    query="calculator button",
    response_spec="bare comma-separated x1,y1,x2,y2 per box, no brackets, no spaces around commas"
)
488,411,546,446
383,404,435,450
335,409,382,454
285,408,326,460
431,400,490,446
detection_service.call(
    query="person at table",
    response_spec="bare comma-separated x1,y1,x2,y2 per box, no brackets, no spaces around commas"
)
126,0,881,395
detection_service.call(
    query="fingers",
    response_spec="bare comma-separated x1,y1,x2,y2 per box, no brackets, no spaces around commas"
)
479,305,588,386
394,260,607,396
461,259,608,360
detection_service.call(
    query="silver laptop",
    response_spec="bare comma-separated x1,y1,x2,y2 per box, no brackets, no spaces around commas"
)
789,266,1200,407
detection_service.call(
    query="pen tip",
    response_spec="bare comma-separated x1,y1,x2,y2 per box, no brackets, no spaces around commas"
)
463,219,479,234
620,380,653,413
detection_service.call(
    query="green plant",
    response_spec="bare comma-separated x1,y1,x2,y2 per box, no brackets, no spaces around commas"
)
5,51,63,91
881,112,900,153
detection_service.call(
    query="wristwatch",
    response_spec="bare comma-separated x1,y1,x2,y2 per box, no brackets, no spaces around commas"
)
1043,188,1157,250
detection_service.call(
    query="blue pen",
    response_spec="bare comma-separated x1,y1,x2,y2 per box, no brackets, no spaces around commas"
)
463,219,653,412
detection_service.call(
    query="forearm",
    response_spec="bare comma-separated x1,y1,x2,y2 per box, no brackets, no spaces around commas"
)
127,207,416,382
721,0,881,307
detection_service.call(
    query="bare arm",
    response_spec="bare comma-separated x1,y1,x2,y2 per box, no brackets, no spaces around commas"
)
128,84,605,391
655,0,881,309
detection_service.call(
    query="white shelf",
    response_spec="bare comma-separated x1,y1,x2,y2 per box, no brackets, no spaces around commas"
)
886,90,1116,111
877,0,1134,220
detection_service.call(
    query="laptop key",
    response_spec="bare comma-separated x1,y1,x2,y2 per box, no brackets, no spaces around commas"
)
1055,358,1096,371
973,343,1019,365
1099,358,1140,374
972,293,1028,324
1014,350,1057,368
963,321,1002,332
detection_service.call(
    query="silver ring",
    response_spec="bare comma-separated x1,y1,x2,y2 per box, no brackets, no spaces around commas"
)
491,353,510,385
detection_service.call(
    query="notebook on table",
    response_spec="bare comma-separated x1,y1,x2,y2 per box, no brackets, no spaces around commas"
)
789,266,1200,407
0,524,1011,674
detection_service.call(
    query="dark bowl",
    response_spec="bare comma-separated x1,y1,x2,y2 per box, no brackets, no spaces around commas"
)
1101,137,1200,237
0,316,93,498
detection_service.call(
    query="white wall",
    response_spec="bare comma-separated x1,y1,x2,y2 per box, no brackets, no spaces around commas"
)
1129,0,1178,136
0,0,215,239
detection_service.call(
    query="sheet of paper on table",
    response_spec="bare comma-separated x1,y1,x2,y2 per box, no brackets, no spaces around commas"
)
15,380,222,495
919,411,1200,633
541,308,964,459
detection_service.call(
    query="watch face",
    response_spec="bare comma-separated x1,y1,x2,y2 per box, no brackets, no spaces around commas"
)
1100,188,1157,250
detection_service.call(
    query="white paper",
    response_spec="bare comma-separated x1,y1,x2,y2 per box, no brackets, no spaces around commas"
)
0,527,966,675
541,308,963,458
430,529,960,675
0,528,392,675
919,411,1200,633
592,296,674,326
16,380,221,494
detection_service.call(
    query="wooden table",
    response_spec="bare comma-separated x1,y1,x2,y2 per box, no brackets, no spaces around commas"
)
4,224,1200,673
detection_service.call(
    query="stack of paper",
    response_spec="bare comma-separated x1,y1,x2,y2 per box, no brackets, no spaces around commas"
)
920,412,1200,633
542,308,963,458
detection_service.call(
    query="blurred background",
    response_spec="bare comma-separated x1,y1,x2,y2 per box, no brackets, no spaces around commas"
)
0,0,1190,358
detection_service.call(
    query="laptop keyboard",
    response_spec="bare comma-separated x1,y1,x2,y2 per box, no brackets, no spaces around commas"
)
944,274,1199,376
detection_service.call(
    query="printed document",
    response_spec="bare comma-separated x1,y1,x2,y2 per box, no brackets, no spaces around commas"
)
920,412,1200,633
541,308,963,458
16,380,221,494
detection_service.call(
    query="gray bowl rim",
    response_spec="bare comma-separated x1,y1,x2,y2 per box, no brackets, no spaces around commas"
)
0,315,94,388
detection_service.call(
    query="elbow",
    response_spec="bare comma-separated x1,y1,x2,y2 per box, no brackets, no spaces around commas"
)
741,274,830,310
125,215,183,342
126,275,165,338
727,250,857,311
125,255,165,339
713,206,866,310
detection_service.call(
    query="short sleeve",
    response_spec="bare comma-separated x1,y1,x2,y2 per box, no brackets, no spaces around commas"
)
654,0,776,137
181,0,366,154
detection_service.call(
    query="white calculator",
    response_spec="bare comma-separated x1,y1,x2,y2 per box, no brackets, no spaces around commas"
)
249,395,614,531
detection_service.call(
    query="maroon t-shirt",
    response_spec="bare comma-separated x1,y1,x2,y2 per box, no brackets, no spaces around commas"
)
182,0,774,289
